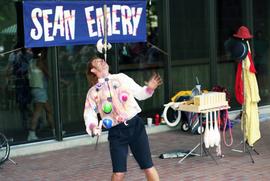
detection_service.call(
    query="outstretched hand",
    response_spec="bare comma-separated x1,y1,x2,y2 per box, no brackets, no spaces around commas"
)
147,72,163,90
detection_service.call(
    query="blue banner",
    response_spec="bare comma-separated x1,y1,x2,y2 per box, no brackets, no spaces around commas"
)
23,1,146,48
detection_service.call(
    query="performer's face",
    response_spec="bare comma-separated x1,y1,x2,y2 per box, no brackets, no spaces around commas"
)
91,58,109,76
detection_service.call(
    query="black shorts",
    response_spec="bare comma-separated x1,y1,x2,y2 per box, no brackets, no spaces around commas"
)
108,115,153,172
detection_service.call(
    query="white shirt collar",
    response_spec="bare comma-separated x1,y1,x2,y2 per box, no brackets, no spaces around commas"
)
98,74,112,83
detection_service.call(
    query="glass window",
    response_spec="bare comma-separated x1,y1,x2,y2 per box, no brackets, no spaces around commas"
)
119,1,161,66
217,0,243,109
58,45,102,135
0,2,59,143
118,0,164,116
253,0,270,105
169,0,210,93
0,2,28,143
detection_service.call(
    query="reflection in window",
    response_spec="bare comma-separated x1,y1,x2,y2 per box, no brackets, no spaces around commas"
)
170,0,209,61
58,45,99,134
119,0,162,68
216,0,243,109
254,0,270,104
217,0,242,62
0,1,27,143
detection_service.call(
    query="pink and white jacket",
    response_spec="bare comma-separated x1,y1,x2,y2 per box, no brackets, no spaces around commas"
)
83,73,154,136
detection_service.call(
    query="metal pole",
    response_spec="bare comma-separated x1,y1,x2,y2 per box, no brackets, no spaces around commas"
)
52,46,63,141
103,4,108,62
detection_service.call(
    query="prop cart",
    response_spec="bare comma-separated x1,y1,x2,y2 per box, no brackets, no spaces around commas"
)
163,92,230,164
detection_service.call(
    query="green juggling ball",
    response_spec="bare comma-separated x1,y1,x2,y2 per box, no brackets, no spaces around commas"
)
103,102,112,114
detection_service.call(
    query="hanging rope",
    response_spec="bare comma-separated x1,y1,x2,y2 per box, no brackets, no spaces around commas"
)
222,109,233,147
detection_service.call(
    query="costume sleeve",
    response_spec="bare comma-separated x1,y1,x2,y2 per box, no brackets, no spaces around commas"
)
120,73,154,101
83,89,98,136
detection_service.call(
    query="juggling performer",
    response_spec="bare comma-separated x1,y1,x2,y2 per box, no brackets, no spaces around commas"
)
234,26,261,147
83,3,161,180
83,56,162,181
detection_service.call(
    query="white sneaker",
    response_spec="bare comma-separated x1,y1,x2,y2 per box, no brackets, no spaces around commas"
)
27,131,38,141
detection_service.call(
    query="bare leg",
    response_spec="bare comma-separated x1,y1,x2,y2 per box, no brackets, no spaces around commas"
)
28,102,43,141
44,102,54,129
144,167,159,181
30,103,43,130
111,172,125,181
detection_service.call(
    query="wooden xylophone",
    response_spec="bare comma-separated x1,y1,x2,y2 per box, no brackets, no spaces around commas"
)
176,92,228,112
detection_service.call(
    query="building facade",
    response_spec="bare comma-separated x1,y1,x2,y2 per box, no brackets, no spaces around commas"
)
0,0,269,144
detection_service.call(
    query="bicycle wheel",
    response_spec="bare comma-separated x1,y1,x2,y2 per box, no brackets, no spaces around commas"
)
163,104,181,127
0,133,10,165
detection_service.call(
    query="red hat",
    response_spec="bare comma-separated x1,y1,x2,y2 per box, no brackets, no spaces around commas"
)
233,26,253,39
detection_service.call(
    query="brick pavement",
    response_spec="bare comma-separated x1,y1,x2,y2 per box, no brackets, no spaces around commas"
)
0,120,270,181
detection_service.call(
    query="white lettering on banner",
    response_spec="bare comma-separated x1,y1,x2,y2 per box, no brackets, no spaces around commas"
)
85,6,97,37
43,9,54,41
121,5,133,35
29,4,143,43
30,8,43,40
132,7,143,36
30,6,76,42
96,7,112,37
53,6,64,37
96,8,104,37
95,7,103,37
85,5,143,38
111,5,121,35
64,9,76,40
106,8,112,36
